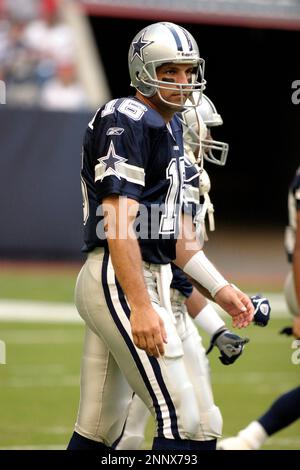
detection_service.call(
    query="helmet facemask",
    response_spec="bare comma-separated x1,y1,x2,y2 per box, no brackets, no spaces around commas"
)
138,59,205,109
202,136,229,166
198,94,229,166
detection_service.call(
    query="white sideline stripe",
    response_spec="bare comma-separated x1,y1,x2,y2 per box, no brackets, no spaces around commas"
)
3,376,79,388
212,371,299,385
0,293,291,323
0,299,83,323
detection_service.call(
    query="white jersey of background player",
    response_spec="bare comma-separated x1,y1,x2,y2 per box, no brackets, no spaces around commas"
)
114,94,247,450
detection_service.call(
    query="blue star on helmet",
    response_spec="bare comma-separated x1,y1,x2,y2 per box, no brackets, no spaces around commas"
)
98,141,127,180
131,31,153,63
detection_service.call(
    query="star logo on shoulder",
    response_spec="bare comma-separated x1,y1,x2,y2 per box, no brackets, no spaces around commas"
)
131,31,153,63
98,141,127,180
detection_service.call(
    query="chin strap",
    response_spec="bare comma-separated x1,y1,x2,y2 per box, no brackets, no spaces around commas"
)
194,168,215,242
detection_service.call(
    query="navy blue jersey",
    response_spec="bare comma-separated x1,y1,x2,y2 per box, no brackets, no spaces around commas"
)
285,166,300,263
81,96,185,264
171,263,193,298
182,154,201,219
170,155,200,297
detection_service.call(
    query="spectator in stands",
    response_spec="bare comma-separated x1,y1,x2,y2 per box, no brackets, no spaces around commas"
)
0,0,87,109
23,0,75,85
1,18,40,106
40,60,89,111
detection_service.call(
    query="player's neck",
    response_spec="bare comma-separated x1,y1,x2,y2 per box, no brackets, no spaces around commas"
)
135,92,175,123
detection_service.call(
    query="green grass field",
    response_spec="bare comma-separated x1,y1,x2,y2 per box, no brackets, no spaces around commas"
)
0,268,299,450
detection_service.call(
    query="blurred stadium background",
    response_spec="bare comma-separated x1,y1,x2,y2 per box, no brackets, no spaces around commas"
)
0,0,299,450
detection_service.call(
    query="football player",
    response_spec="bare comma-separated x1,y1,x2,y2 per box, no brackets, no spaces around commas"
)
114,95,270,450
67,22,254,451
218,166,300,450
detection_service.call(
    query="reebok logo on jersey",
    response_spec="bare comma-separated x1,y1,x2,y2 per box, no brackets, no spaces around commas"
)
106,127,124,136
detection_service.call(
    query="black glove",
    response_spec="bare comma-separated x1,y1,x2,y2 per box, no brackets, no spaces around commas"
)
206,327,250,365
279,326,293,336
250,295,271,327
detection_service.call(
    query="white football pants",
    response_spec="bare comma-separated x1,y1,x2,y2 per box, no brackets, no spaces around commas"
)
73,247,221,446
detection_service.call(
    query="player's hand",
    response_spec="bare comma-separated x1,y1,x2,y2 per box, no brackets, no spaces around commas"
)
214,285,254,328
250,295,271,327
206,327,250,365
130,306,167,358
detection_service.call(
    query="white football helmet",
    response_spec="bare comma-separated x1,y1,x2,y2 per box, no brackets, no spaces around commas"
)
181,103,207,153
199,94,229,166
128,22,205,107
180,93,229,166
